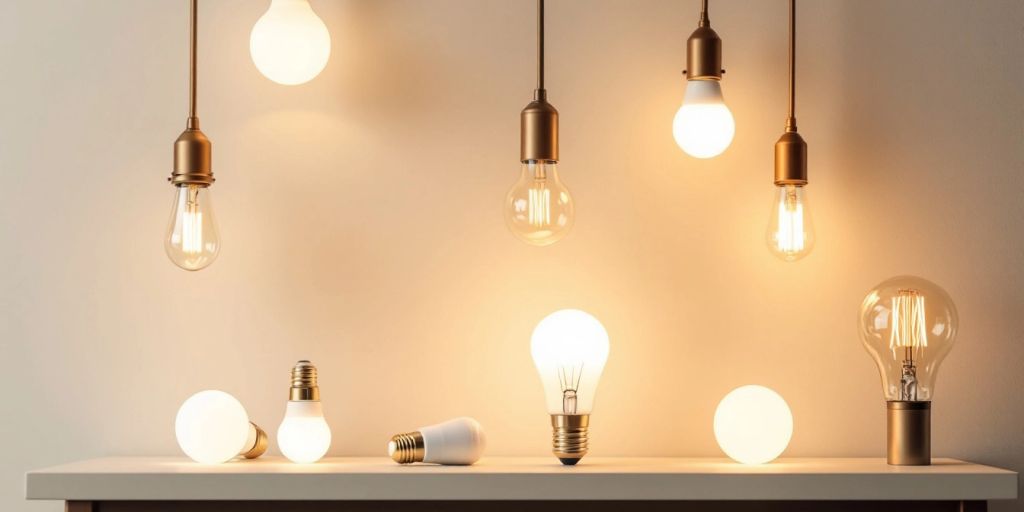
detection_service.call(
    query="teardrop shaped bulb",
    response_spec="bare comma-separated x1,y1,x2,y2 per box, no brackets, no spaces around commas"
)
673,80,735,159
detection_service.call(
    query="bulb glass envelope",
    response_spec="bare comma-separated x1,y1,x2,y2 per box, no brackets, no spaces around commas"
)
673,80,735,159
250,0,331,85
859,276,958,402
531,309,609,415
504,161,574,246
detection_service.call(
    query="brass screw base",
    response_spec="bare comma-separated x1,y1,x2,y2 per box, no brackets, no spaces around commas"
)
520,89,559,163
388,431,426,464
551,414,589,465
887,401,931,466
241,422,269,459
170,126,214,186
774,130,808,186
684,25,723,81
289,360,320,401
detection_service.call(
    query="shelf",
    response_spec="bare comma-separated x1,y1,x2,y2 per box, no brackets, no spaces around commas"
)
26,457,1017,502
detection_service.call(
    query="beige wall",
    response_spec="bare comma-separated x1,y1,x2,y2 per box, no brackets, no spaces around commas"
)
2,0,1023,510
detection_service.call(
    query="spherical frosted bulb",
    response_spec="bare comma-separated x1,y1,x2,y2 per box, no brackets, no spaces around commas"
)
859,276,957,402
175,390,251,464
165,184,220,271
673,80,735,159
766,185,814,262
278,401,331,463
714,385,793,465
530,310,609,415
250,0,331,85
504,161,574,246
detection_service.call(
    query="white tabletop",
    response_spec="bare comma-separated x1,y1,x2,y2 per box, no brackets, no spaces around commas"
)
26,457,1018,501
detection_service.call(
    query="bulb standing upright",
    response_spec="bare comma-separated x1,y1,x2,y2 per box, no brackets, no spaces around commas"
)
531,309,610,465
250,0,331,85
859,276,958,465
277,360,332,463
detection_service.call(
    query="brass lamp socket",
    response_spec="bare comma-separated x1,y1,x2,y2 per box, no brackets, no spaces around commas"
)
170,122,214,187
887,401,931,466
550,414,589,465
520,89,559,164
388,431,426,464
240,422,269,459
289,360,320,401
684,25,723,81
774,130,808,186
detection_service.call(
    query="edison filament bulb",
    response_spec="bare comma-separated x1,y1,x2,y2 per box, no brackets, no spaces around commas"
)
504,161,574,246
165,184,220,271
766,184,814,261
250,0,331,85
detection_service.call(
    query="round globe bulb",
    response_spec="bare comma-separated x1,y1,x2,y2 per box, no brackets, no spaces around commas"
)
672,80,735,159
175,390,252,464
250,0,331,85
713,385,793,465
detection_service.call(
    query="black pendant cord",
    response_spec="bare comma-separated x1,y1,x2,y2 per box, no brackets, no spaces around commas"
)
537,0,545,92
188,0,199,128
786,0,797,132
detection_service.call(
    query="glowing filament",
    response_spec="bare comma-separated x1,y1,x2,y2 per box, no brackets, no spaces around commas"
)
182,188,204,254
890,289,928,350
774,187,805,254
528,185,551,227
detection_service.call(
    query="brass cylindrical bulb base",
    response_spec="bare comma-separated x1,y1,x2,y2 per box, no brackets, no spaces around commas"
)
887,401,931,466
774,130,808,186
520,89,559,163
289,360,320,401
241,422,269,459
170,124,214,187
685,25,723,81
550,414,589,465
388,431,426,464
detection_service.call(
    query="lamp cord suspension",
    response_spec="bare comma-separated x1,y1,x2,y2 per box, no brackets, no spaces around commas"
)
537,0,545,94
188,0,198,128
786,0,796,132
699,0,708,26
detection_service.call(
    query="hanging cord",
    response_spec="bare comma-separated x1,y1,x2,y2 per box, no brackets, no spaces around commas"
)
699,0,709,27
188,0,199,128
537,0,545,91
786,0,797,132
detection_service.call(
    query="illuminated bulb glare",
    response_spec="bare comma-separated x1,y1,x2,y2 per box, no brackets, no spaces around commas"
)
504,161,574,246
250,0,331,85
672,80,735,159
766,185,814,262
890,290,928,350
278,401,331,463
165,184,220,271
175,390,252,464
714,385,793,465
531,310,609,415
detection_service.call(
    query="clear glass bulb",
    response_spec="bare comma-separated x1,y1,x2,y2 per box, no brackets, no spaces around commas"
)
278,401,331,463
530,309,610,415
175,390,252,464
859,276,958,402
766,184,814,262
250,0,331,86
504,161,574,246
672,80,735,159
165,184,220,271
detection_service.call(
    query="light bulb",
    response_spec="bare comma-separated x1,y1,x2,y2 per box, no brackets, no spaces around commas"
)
713,385,793,465
388,417,486,465
504,161,574,247
175,390,267,464
859,276,957,465
250,0,331,85
530,309,609,465
672,80,735,159
277,360,331,463
766,184,814,262
165,184,220,271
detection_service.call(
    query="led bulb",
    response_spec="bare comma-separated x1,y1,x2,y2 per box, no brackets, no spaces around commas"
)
504,161,574,246
277,360,331,463
766,184,814,262
388,417,486,465
713,385,793,465
250,0,331,85
673,80,735,159
175,390,267,464
531,309,609,464
165,184,220,271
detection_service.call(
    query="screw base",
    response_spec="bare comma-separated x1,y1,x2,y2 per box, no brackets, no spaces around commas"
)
388,431,425,464
551,414,589,465
887,401,930,465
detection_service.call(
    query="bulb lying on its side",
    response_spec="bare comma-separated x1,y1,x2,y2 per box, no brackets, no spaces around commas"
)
389,417,486,465
673,80,735,159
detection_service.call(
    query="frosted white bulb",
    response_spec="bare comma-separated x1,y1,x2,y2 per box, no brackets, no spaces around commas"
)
672,80,735,159
277,401,331,463
175,390,252,464
531,309,610,416
713,385,793,465
250,0,331,85
389,417,486,465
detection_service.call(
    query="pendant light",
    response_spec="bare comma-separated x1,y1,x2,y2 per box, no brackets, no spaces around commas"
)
165,0,220,271
766,0,814,262
673,0,735,159
503,0,575,247
250,0,331,85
